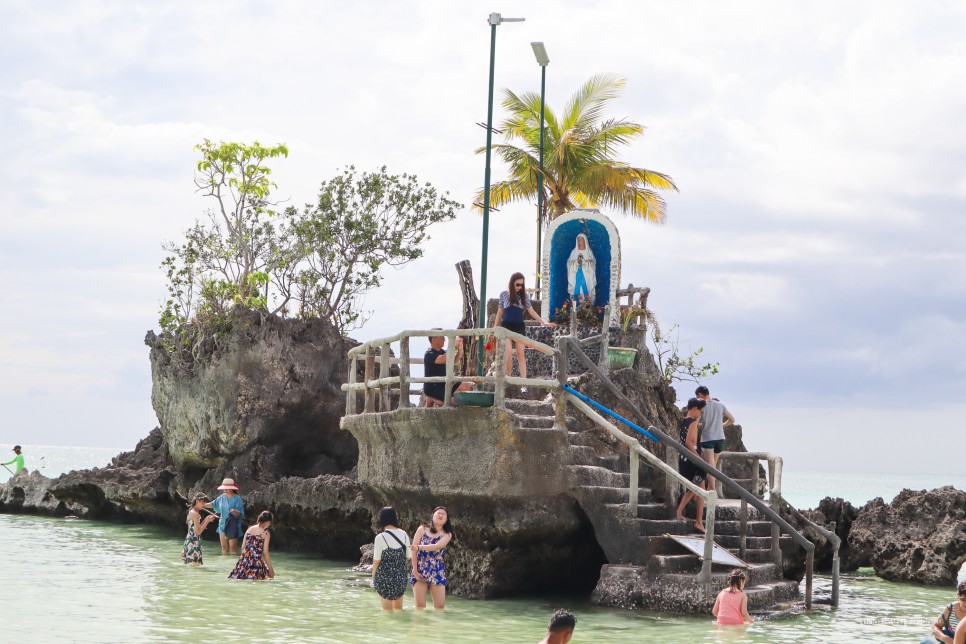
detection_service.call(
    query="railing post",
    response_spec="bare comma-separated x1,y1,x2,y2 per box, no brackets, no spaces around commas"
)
346,354,357,415
443,334,456,408
699,491,717,582
831,552,840,607
739,496,748,560
379,342,390,411
752,455,761,499
805,548,814,611
555,337,569,428
494,332,506,408
570,303,577,337
628,448,639,512
363,347,376,413
598,304,610,369
399,337,411,408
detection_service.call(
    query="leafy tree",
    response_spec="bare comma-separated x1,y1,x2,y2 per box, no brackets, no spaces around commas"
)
160,140,289,335
286,166,461,333
160,146,459,338
475,73,678,222
649,322,720,385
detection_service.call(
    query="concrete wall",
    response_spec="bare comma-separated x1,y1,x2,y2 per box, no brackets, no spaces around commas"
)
341,407,571,498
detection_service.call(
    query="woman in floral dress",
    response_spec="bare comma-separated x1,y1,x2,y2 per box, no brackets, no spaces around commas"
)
411,506,454,610
182,492,216,565
228,510,275,580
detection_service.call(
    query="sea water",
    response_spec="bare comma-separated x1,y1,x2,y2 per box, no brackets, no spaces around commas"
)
2,446,963,642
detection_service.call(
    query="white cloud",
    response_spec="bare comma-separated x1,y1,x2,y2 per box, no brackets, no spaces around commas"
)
0,1,964,475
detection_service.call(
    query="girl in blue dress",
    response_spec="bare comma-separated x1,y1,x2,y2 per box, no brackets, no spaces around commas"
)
410,506,454,610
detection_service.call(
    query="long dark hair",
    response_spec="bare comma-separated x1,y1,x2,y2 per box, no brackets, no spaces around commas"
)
425,506,454,540
507,272,526,306
727,568,746,592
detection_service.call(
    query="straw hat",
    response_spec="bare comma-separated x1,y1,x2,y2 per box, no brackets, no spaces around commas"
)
217,477,239,491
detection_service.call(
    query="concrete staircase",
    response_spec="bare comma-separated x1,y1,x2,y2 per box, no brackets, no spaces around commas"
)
505,394,801,614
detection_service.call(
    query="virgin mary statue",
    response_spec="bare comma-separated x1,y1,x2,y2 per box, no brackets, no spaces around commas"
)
566,233,597,303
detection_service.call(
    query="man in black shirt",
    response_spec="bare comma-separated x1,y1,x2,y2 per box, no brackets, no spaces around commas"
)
423,331,470,407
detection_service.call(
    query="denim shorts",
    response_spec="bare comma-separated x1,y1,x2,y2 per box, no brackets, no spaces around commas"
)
700,439,725,454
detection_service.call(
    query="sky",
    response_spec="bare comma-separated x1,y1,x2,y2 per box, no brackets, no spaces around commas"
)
1,1,964,476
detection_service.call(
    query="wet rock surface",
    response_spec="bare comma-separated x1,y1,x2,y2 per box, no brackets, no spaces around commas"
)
848,486,966,585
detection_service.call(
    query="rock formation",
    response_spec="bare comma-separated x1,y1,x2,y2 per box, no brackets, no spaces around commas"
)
144,307,357,474
849,486,966,585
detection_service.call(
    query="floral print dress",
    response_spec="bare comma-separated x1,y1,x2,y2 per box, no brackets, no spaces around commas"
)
410,532,447,586
228,531,270,580
181,517,203,564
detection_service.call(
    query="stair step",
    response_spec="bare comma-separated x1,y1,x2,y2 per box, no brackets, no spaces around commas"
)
712,500,768,521
713,535,772,550
605,502,668,520
568,445,599,466
514,413,556,428
638,518,702,536
573,485,653,505
712,520,773,537
567,431,595,447
570,465,629,488
505,399,554,415
744,580,800,609
646,553,701,575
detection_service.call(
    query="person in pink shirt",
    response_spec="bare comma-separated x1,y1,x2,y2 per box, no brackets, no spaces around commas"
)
713,569,753,625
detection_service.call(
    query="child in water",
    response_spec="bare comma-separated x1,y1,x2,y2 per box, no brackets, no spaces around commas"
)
712,569,753,625
182,492,217,565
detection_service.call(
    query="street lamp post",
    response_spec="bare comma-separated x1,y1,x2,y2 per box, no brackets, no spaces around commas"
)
531,42,549,298
478,12,524,376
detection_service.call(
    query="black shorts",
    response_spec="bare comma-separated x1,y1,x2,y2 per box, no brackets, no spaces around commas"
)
500,321,526,336
700,439,725,454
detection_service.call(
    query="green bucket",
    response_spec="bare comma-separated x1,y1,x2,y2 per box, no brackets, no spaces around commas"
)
608,347,638,370
454,391,495,407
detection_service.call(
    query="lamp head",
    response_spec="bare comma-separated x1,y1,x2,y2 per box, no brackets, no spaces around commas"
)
488,12,525,26
531,42,549,66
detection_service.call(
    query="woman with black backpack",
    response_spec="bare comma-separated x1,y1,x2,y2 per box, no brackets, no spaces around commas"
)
371,507,412,611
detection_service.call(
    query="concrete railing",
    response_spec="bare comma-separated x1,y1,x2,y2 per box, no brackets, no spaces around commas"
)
719,451,841,607
341,327,559,415
564,388,719,582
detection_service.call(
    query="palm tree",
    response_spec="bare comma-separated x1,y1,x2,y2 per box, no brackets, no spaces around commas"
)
475,73,677,222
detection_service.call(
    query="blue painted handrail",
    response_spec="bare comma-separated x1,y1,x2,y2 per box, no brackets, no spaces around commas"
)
563,385,659,443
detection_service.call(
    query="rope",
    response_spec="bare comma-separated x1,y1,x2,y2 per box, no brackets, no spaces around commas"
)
562,384,659,443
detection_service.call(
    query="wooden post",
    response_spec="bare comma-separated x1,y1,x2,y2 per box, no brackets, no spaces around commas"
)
399,337,411,408
379,342,390,411
628,448,639,512
494,334,506,407
569,303,577,338
346,354,357,415
363,347,375,413
455,260,480,377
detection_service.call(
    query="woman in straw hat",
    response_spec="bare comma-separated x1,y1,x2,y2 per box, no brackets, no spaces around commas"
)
208,477,246,555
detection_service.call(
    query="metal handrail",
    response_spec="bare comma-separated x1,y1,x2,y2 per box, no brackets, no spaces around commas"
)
342,327,559,414
559,336,819,609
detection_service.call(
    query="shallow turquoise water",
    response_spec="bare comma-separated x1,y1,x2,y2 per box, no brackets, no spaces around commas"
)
0,513,951,643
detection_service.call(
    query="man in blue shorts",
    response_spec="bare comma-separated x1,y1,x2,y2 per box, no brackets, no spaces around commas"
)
695,386,735,494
